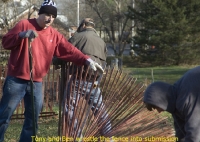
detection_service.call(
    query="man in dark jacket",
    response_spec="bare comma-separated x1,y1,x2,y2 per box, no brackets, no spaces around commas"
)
69,18,107,67
143,66,200,142
67,18,111,136
68,17,107,111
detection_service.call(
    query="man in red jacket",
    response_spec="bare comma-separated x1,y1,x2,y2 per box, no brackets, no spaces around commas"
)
0,0,103,141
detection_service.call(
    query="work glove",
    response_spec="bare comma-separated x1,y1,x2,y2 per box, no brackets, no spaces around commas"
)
85,58,104,74
19,30,38,42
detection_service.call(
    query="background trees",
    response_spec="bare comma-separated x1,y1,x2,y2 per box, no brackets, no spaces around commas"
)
0,0,40,31
127,0,200,65
1,0,200,66
85,0,134,57
61,0,134,60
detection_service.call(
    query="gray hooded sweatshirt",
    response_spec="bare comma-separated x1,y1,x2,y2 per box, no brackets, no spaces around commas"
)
143,66,200,142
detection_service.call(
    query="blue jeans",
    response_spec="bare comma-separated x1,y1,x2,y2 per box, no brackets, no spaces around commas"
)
0,76,43,142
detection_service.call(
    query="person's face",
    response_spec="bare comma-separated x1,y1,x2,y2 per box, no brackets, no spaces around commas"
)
152,106,164,113
37,13,55,29
145,103,164,113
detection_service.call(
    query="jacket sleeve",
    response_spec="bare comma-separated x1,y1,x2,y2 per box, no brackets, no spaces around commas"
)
183,105,200,142
175,93,200,141
173,115,185,142
54,36,89,66
175,67,200,142
2,20,23,50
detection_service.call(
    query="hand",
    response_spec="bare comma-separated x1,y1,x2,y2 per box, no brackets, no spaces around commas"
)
94,62,104,73
19,30,38,41
86,58,104,74
52,57,64,70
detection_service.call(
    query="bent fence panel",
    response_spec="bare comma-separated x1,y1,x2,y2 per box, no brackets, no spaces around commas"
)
60,63,175,142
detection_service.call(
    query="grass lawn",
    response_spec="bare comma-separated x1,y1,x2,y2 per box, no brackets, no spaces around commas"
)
124,65,196,84
4,105,60,142
4,118,59,142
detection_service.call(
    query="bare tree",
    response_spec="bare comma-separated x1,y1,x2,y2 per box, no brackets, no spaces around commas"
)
56,0,134,67
54,0,97,27
85,0,134,58
0,0,39,31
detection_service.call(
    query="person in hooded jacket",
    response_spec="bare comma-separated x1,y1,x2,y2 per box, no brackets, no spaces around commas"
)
143,66,200,142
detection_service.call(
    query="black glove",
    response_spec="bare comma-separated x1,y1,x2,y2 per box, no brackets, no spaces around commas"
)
52,57,65,70
19,30,38,41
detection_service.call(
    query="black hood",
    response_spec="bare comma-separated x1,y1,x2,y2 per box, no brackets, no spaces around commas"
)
143,81,176,113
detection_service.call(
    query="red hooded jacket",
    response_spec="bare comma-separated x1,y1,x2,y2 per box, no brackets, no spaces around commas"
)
2,18,89,82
